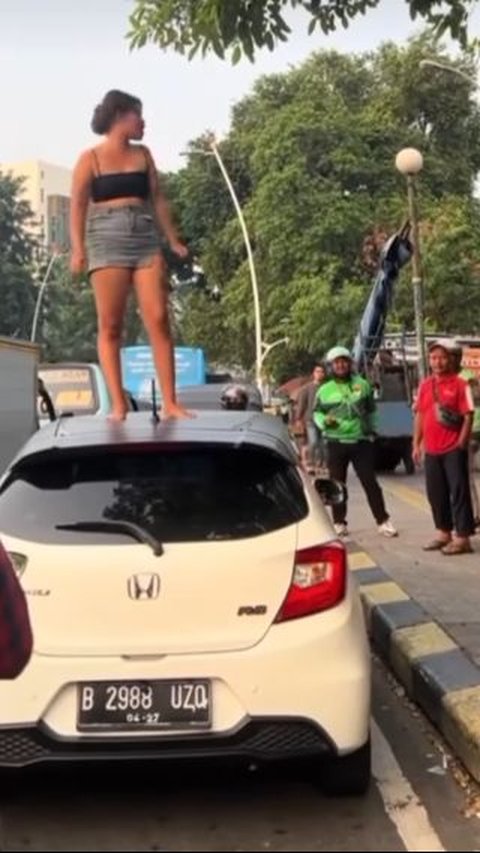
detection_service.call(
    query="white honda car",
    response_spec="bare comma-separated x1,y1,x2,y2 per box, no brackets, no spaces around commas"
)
0,411,370,794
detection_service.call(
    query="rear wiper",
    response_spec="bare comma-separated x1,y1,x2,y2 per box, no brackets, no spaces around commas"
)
56,520,164,557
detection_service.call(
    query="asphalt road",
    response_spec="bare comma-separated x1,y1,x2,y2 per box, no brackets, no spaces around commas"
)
1,660,479,852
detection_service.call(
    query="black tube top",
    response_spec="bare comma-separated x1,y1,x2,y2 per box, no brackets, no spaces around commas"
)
91,171,149,203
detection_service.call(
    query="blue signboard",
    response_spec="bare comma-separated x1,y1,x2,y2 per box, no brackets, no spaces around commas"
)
121,346,206,400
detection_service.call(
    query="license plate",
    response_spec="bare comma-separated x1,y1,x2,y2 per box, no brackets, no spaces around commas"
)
77,680,211,732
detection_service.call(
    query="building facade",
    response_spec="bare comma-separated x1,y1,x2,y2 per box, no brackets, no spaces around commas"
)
0,160,72,252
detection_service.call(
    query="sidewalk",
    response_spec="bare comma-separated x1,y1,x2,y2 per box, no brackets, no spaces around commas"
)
350,472,480,665
346,471,480,782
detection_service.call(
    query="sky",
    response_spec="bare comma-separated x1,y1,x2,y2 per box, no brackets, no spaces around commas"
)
1,0,480,174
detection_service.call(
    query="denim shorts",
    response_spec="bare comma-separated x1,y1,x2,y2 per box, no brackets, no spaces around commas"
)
86,204,162,274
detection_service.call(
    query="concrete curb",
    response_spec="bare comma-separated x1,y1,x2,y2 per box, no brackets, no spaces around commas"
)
349,543,480,783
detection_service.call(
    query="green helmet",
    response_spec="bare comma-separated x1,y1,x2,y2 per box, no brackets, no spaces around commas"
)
326,346,352,363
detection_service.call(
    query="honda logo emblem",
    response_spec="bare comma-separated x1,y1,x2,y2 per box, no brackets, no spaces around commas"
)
127,573,161,601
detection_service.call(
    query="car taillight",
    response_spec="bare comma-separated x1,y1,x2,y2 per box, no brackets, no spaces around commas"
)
275,542,347,623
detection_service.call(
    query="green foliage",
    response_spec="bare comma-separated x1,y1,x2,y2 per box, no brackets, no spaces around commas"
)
128,0,475,61
392,196,480,334
39,261,97,362
167,38,480,380
2,35,478,381
0,172,37,340
39,259,144,363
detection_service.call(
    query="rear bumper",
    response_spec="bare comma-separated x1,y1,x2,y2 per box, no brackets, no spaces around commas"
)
0,586,371,761
0,718,336,768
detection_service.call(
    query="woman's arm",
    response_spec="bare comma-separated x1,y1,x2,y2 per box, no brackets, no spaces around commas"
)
70,151,93,273
143,146,188,256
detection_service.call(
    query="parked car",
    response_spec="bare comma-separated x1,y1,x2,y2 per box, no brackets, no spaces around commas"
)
0,412,370,794
37,362,142,424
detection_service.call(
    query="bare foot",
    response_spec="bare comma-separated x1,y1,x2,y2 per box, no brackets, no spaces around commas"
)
162,403,195,420
107,408,128,423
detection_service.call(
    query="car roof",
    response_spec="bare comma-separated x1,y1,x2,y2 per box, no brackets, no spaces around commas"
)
11,411,298,467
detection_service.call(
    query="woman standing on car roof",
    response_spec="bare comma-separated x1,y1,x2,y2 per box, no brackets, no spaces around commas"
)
70,89,191,422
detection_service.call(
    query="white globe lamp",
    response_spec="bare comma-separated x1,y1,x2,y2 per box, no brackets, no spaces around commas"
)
395,148,424,176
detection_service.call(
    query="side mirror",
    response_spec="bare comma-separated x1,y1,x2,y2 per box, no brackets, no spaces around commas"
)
314,478,347,507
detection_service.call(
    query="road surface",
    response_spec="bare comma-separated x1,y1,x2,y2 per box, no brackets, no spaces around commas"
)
1,659,479,851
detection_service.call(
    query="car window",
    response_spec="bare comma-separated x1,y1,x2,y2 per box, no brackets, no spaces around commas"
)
0,445,307,544
37,367,99,417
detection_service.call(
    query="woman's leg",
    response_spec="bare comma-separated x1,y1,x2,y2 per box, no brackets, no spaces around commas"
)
133,255,191,419
91,267,132,420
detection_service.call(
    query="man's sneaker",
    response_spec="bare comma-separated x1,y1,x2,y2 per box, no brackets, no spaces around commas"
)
334,523,349,538
378,520,398,538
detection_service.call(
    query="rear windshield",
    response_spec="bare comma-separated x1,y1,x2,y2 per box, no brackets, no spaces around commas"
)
0,445,307,544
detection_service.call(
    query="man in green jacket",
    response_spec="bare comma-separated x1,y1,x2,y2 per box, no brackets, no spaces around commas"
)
314,346,397,539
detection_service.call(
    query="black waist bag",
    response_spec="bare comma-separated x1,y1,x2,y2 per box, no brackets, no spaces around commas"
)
433,381,464,431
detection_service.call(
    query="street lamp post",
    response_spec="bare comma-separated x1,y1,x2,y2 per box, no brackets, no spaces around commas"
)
395,148,426,380
420,57,480,198
259,337,289,370
30,251,63,343
209,139,263,388
182,139,263,387
259,337,289,404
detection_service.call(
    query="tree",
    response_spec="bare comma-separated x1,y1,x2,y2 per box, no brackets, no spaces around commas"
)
391,196,480,335
128,0,475,61
0,172,37,340
166,38,480,380
39,261,97,362
40,259,144,363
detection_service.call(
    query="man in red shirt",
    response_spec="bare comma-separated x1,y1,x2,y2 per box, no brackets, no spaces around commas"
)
414,339,475,555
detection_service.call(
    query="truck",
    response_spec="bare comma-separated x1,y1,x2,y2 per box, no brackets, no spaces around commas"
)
121,346,207,403
0,336,40,473
37,362,111,423
352,231,480,473
37,362,148,424
37,348,212,423
352,228,416,474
